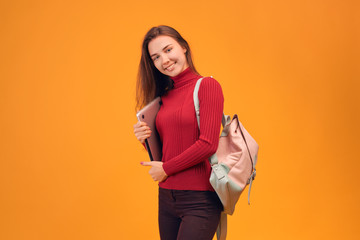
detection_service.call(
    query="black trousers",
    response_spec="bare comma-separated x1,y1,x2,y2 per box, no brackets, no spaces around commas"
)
158,187,223,240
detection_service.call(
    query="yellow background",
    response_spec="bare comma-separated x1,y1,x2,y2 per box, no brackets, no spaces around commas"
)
1,0,359,239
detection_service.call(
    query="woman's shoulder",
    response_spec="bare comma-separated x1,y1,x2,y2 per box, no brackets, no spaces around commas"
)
198,76,223,92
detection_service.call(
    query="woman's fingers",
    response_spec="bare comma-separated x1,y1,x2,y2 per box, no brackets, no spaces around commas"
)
135,132,152,143
133,121,150,132
133,125,151,134
140,161,167,182
136,131,152,143
133,121,152,143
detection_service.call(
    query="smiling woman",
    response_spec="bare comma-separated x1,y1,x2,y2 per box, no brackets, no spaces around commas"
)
135,26,199,111
133,25,225,240
148,35,189,77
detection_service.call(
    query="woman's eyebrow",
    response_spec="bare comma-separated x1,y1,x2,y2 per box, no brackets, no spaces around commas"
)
150,44,172,57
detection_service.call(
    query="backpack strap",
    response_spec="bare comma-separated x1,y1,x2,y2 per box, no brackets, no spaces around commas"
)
193,77,203,129
247,162,257,204
216,212,227,240
237,120,257,205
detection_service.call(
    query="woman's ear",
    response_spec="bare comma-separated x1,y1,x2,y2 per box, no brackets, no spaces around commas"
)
183,47,187,54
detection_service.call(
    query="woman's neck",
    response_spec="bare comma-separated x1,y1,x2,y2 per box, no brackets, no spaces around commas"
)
170,67,200,89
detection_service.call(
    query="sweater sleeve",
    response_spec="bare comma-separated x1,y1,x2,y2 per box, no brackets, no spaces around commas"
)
162,77,224,176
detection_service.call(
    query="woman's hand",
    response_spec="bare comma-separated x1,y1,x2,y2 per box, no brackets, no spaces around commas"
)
141,161,168,182
133,121,152,144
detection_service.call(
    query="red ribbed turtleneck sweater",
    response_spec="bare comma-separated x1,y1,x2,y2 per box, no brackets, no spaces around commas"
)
156,67,224,191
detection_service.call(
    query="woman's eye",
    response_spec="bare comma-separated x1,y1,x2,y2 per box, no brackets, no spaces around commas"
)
166,48,172,52
153,56,159,61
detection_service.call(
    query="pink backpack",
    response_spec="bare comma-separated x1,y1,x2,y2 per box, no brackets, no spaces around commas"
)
193,77,259,240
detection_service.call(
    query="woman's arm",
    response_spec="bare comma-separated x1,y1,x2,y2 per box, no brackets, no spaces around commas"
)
162,77,224,176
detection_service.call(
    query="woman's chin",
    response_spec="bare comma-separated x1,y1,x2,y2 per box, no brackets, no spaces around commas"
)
163,69,180,77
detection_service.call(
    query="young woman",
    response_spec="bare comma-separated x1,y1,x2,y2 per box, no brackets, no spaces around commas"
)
133,25,224,240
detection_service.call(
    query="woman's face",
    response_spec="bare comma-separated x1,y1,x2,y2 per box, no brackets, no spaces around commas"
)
148,35,189,77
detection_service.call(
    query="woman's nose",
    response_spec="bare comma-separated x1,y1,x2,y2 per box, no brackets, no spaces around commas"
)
162,54,169,64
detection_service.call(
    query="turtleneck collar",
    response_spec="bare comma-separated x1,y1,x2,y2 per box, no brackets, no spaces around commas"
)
170,67,201,89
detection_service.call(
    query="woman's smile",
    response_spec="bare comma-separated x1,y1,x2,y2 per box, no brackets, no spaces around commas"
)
164,62,176,71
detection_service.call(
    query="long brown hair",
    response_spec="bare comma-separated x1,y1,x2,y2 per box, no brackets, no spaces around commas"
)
136,25,199,111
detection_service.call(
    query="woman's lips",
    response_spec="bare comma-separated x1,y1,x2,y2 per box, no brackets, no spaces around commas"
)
165,62,175,71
